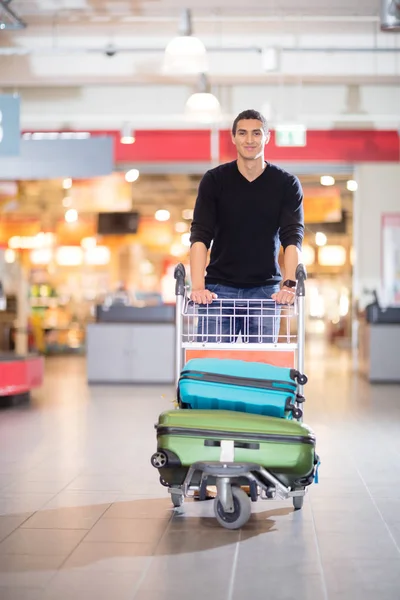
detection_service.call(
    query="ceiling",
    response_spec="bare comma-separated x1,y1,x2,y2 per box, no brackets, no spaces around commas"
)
9,0,381,21
1,0,398,130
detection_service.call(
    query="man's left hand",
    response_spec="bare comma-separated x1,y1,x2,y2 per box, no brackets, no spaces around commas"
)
271,286,296,305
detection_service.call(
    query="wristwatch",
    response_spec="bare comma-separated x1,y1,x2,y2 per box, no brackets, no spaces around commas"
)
282,279,296,289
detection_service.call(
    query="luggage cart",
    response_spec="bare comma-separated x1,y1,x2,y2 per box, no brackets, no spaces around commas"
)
152,263,317,529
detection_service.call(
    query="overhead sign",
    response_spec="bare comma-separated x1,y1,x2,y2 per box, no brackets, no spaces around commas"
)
0,136,114,180
0,94,21,157
275,124,307,147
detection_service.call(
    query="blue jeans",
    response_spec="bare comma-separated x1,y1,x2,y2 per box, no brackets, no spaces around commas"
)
196,283,281,343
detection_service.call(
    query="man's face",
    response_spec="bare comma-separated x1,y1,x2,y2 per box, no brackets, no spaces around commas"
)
231,119,270,160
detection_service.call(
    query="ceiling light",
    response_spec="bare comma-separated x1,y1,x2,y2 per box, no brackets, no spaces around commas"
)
318,245,346,267
4,249,16,264
163,36,207,74
320,175,335,186
63,178,72,190
81,237,97,250
181,232,191,247
185,73,221,123
120,122,136,144
163,9,207,75
170,243,186,257
261,47,280,72
315,232,327,247
30,249,52,265
301,245,315,267
346,180,358,191
65,208,78,223
185,92,221,123
182,208,194,220
125,169,140,183
84,246,110,266
155,209,171,222
175,221,188,233
56,246,83,267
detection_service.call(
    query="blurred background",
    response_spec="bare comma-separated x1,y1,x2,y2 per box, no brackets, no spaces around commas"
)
0,0,399,372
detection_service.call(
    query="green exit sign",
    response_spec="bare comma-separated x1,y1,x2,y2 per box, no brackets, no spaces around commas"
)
275,124,307,147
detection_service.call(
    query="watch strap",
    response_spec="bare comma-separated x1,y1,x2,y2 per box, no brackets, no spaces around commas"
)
282,279,297,289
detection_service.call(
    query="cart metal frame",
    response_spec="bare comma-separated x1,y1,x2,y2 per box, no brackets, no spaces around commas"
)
161,263,310,527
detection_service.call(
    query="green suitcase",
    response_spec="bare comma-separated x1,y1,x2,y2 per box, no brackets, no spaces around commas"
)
152,409,317,491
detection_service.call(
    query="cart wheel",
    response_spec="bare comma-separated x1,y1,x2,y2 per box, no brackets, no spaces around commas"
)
214,487,251,530
151,451,168,468
297,374,308,385
293,495,304,510
171,493,184,508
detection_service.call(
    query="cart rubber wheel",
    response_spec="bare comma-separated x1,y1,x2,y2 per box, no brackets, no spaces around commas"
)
171,493,184,508
150,451,168,468
214,487,251,530
293,495,304,510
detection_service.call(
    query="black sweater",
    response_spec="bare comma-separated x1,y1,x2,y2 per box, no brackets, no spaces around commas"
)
190,160,304,288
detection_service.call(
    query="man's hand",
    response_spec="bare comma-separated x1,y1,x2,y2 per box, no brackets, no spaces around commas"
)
190,289,218,304
271,286,296,305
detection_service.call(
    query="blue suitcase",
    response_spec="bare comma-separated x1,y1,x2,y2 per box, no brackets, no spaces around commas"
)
178,358,307,419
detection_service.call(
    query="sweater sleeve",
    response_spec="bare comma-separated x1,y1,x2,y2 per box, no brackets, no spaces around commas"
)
189,171,217,249
279,175,304,250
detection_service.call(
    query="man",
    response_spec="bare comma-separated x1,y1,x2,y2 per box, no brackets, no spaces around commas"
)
189,109,304,342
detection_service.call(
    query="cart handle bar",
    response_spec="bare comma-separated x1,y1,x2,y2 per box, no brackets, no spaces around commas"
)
174,263,307,298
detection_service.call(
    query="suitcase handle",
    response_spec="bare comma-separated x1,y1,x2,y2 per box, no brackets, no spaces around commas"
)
204,439,260,450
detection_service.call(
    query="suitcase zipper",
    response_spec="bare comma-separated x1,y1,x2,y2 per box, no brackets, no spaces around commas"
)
179,370,296,394
157,426,315,445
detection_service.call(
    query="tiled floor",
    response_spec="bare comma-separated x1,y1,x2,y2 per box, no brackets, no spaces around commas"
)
0,343,400,600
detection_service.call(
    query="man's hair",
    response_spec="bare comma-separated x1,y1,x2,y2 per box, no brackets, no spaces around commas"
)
232,109,269,136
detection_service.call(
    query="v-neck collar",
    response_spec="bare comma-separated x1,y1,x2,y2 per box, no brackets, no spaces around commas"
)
235,161,269,184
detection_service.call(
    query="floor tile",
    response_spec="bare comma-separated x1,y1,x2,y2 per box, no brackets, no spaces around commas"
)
323,558,400,600
43,491,119,509
42,570,140,600
0,528,87,556
103,497,172,520
137,552,234,595
20,504,109,530
233,565,325,600
84,517,169,544
0,351,400,598
0,495,55,517
0,588,42,600
316,530,400,561
65,475,130,493
61,541,153,571
0,554,64,587
1,481,69,496
155,528,239,555
0,515,32,542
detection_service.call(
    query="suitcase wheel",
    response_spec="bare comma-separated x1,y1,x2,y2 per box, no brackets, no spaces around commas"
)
171,492,184,508
151,451,168,468
293,495,304,510
297,373,308,385
292,407,303,420
214,487,251,530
